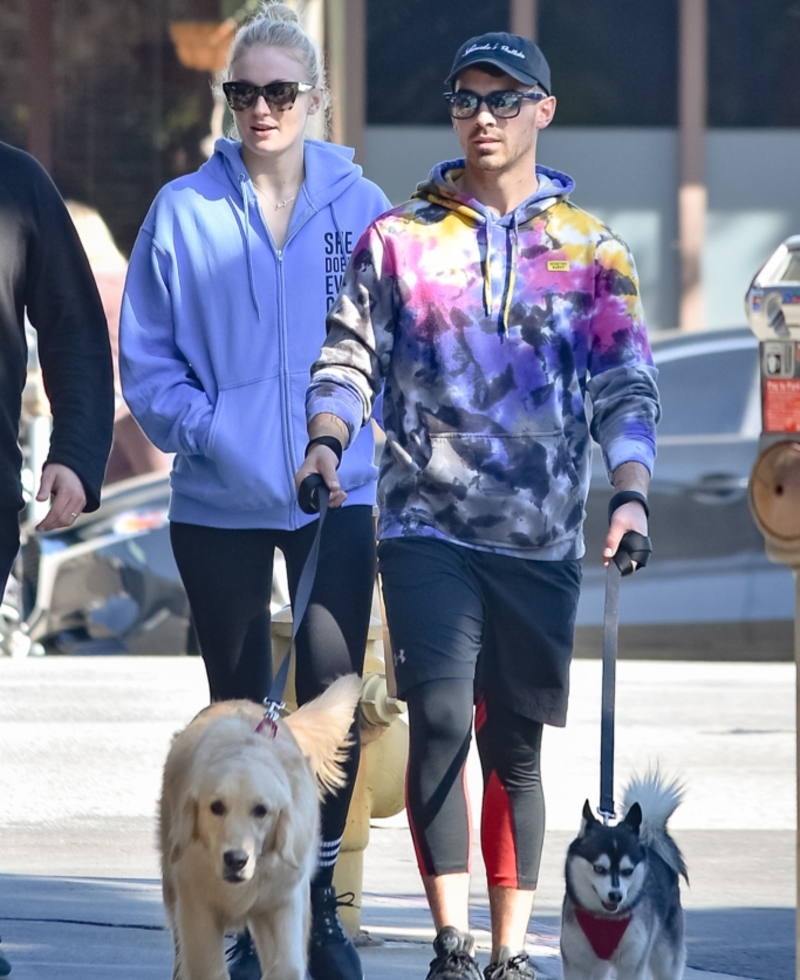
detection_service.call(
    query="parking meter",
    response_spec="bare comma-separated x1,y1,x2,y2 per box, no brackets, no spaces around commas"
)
746,236,800,980
745,235,800,562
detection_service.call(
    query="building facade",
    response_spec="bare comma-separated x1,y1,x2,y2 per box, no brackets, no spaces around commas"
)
2,0,799,333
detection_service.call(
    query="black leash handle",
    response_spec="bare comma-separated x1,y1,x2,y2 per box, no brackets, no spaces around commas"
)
599,530,652,821
611,530,652,576
298,472,328,515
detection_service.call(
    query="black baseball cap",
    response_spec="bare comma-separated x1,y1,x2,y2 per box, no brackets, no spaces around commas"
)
445,31,551,95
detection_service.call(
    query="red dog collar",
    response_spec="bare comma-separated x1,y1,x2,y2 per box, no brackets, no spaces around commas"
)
574,906,632,960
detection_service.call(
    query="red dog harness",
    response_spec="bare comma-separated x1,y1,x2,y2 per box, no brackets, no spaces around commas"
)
574,907,632,960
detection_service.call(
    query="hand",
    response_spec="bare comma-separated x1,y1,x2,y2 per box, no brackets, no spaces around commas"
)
603,500,648,568
294,446,347,509
35,464,87,532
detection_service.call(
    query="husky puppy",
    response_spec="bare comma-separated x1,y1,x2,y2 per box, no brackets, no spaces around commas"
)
560,772,688,980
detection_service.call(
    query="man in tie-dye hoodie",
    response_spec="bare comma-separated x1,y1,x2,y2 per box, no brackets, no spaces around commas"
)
298,31,660,980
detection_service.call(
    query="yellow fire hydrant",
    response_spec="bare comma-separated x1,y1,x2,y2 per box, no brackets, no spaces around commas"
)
270,601,409,939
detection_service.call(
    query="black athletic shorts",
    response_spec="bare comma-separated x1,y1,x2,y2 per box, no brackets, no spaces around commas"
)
378,536,582,727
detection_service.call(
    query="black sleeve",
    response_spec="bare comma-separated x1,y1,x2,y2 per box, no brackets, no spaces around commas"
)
23,158,115,511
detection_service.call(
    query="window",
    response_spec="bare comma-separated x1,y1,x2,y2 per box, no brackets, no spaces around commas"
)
708,0,800,127
538,0,678,125
367,0,509,125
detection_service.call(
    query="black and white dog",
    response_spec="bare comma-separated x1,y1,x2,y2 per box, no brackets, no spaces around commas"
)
560,771,688,980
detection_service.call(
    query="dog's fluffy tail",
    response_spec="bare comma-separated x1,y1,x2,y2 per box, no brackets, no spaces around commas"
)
622,768,688,882
285,673,361,798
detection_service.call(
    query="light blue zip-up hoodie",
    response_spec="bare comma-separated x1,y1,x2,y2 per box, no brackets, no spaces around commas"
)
120,137,390,529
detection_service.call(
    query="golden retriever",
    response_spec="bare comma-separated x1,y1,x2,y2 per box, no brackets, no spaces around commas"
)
159,673,361,980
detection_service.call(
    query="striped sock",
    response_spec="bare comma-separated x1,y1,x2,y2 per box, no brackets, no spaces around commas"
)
317,834,343,874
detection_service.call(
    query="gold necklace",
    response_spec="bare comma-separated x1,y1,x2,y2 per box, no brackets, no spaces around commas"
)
254,184,298,211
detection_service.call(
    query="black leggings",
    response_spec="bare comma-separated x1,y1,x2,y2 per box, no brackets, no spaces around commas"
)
406,679,545,891
170,505,376,866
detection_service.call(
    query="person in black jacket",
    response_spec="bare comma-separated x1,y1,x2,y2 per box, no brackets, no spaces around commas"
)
0,140,114,602
0,138,114,977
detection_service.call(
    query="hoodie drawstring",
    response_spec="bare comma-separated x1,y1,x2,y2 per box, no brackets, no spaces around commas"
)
481,218,492,319
330,200,343,242
483,213,519,338
500,216,519,337
239,173,261,318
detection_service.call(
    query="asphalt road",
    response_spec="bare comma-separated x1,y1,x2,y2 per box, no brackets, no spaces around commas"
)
0,656,795,979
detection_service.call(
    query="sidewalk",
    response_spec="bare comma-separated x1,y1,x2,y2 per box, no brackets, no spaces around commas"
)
0,656,794,979
0,872,764,980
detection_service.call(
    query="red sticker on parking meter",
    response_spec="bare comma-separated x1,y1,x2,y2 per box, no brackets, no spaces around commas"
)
763,342,800,432
764,380,800,432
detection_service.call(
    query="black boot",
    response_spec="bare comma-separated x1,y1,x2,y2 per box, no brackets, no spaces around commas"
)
308,885,363,980
226,929,261,980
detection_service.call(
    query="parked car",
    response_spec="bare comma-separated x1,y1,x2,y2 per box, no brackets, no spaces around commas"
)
2,470,294,658
5,474,193,656
575,326,795,660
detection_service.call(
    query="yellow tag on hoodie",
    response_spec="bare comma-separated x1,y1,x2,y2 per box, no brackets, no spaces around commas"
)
547,260,570,271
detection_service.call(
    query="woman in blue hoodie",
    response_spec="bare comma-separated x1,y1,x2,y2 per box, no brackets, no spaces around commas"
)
119,5,390,979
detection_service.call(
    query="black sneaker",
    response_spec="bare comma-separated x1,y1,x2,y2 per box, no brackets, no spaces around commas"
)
226,929,261,980
0,939,10,978
308,885,363,980
425,926,482,980
483,946,535,979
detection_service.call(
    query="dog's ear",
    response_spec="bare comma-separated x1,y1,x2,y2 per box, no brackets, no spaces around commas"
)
623,801,642,834
268,808,303,870
579,799,598,835
170,793,199,864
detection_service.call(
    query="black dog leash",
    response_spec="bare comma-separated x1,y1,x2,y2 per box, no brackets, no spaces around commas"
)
257,474,329,735
598,529,652,822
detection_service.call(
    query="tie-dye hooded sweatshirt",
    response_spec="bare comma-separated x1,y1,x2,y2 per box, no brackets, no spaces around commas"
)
307,160,660,560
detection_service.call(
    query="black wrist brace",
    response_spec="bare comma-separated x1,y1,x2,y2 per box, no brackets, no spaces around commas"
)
608,489,649,525
305,435,343,468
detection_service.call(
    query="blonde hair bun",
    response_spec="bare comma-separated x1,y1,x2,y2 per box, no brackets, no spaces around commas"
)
258,2,299,25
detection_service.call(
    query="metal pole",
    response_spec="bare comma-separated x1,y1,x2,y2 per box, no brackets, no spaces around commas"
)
747,440,800,980
678,0,707,332
300,0,327,142
796,570,799,980
324,0,365,159
324,0,346,146
344,0,365,161
510,0,538,41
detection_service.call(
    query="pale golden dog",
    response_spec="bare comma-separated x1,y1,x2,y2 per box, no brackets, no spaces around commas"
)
159,674,361,980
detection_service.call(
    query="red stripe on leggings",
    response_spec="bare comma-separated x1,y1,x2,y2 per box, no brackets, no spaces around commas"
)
481,770,519,888
475,695,487,733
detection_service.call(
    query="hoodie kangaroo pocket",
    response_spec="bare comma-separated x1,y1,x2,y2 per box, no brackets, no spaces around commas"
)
205,380,294,511
418,431,582,550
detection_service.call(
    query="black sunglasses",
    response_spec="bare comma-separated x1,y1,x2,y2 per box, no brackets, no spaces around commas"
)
222,80,314,112
443,89,546,120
